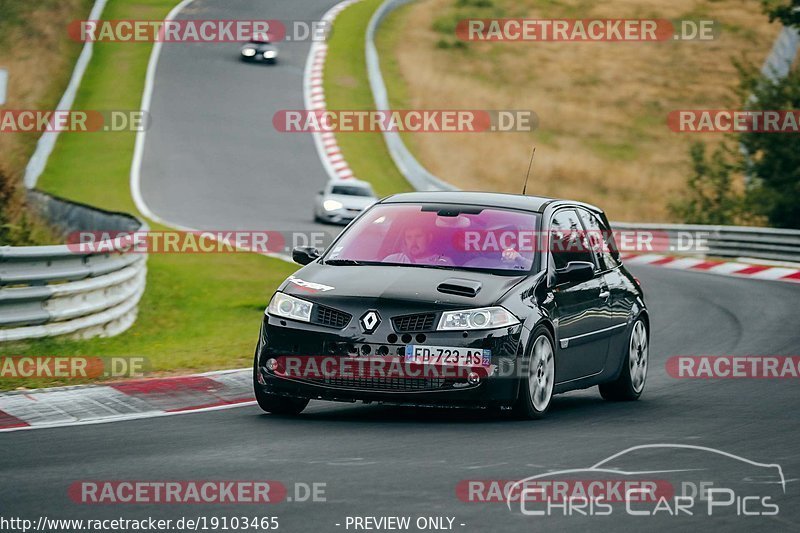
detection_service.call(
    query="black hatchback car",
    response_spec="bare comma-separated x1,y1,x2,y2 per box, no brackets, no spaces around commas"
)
253,192,648,419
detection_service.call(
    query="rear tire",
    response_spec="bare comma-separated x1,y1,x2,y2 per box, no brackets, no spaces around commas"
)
253,353,309,415
599,318,648,401
513,327,556,419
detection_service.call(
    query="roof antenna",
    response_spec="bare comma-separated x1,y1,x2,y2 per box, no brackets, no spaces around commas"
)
522,146,536,195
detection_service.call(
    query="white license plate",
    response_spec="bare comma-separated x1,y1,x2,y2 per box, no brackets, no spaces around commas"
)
404,345,491,367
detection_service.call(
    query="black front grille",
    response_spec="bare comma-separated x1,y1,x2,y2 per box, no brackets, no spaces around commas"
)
312,305,352,329
392,313,436,332
315,376,446,391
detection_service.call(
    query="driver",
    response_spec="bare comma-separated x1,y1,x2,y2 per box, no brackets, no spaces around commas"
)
463,226,534,270
384,226,452,265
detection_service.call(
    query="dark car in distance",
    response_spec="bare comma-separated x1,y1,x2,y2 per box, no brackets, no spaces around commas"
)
240,34,278,63
253,192,649,419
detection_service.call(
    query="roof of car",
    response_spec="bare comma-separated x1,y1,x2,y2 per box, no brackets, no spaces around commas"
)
380,191,601,214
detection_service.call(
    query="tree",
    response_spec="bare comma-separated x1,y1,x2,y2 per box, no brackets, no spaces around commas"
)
737,51,800,228
674,1,800,228
762,0,800,27
670,142,745,225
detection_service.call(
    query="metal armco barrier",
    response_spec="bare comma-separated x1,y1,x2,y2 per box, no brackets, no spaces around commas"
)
366,0,800,265
0,191,147,342
611,222,800,263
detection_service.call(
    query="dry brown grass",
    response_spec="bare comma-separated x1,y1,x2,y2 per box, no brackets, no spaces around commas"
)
383,0,780,221
0,0,90,243
0,0,91,181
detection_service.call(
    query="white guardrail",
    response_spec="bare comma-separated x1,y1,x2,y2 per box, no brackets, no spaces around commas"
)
610,222,800,263
2,0,149,342
366,0,800,264
366,0,457,192
0,191,147,342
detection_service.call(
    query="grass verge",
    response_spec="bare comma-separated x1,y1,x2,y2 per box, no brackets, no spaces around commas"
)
0,0,297,390
323,0,413,197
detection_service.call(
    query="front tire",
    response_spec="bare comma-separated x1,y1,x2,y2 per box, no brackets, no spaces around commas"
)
513,327,556,419
253,353,309,415
599,318,648,401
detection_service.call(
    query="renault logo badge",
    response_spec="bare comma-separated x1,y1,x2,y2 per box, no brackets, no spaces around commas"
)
359,310,381,334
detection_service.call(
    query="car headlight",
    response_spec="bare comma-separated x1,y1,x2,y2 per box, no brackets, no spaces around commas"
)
437,306,520,331
263,50,277,58
267,292,313,322
323,200,343,211
242,48,256,57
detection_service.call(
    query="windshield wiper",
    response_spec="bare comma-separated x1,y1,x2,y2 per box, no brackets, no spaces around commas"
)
324,259,362,265
378,262,458,271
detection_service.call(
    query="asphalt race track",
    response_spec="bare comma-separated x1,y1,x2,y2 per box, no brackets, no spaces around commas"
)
2,267,800,531
2,0,798,531
138,0,339,233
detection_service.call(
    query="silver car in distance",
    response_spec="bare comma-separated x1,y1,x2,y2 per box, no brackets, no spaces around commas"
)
313,179,378,225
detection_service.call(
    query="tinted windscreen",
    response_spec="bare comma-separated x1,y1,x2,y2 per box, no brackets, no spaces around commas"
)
325,204,540,272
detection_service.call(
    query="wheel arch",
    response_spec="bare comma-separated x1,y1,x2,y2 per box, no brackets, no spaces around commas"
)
605,307,649,383
510,318,556,402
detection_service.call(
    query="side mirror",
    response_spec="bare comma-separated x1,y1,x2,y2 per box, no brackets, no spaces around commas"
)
292,246,320,265
555,261,595,285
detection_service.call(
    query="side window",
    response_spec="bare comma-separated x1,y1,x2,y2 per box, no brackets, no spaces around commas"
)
549,209,595,271
577,208,621,270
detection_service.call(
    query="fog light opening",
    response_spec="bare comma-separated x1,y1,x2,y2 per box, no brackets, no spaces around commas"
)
467,371,480,385
266,358,279,371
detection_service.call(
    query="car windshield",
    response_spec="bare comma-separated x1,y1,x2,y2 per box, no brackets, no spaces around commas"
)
330,185,374,197
324,203,540,273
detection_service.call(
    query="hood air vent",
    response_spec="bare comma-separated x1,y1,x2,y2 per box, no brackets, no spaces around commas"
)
437,278,482,297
